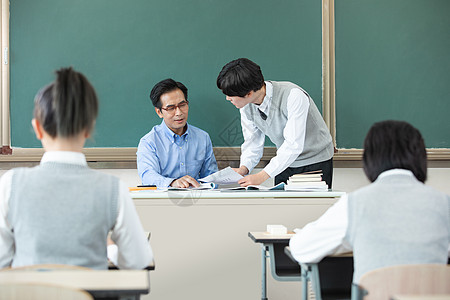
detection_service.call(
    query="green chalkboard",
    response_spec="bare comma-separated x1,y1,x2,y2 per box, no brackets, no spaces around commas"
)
10,0,322,148
335,0,450,148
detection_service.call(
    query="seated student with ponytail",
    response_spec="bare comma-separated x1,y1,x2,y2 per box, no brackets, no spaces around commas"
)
0,67,153,270
289,120,450,283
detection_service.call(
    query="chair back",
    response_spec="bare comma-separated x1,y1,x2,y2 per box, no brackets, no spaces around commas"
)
0,282,93,300
357,264,450,300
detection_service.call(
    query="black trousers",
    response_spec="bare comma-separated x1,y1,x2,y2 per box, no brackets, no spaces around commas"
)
275,158,333,189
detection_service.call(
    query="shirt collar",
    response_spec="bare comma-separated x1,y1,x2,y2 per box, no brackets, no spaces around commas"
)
258,81,273,114
377,169,414,180
161,120,190,142
41,151,88,166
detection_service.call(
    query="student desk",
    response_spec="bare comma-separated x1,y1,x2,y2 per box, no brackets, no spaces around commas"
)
248,231,298,300
131,190,344,300
0,270,150,299
249,232,353,300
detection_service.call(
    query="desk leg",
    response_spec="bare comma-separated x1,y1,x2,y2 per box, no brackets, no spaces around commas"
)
300,266,308,300
261,244,269,300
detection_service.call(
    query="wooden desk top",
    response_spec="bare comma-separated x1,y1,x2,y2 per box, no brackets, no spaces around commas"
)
0,270,149,295
249,232,353,258
248,231,294,243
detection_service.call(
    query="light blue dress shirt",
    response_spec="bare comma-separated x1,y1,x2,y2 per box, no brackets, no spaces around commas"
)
137,121,218,187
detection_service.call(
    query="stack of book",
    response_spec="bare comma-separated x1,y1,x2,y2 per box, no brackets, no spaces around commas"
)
285,170,328,191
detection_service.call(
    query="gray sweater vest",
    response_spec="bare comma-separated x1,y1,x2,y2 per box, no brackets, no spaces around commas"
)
242,81,334,167
345,173,450,283
8,162,119,269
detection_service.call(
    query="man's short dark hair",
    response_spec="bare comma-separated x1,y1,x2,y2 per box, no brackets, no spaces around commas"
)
363,120,427,183
216,58,265,97
150,78,188,108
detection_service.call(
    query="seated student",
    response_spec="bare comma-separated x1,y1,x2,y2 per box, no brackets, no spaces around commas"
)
289,120,450,283
216,58,334,188
0,67,153,270
137,78,218,188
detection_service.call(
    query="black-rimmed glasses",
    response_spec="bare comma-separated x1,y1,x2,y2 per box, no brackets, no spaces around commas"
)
159,100,189,113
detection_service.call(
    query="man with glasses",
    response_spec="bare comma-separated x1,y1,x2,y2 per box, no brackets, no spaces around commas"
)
137,78,218,188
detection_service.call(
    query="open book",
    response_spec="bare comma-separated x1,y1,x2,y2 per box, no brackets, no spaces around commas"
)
221,182,285,191
168,182,218,191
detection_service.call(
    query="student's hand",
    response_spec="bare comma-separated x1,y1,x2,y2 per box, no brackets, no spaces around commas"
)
238,170,270,187
233,166,249,176
171,175,200,188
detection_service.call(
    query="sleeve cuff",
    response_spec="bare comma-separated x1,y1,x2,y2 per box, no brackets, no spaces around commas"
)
240,160,256,174
263,163,277,178
162,177,176,188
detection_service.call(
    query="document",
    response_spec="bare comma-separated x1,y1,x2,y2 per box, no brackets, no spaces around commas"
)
222,182,285,191
199,166,244,185
167,182,218,191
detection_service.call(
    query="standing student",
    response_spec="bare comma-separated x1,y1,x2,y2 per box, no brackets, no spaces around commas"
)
0,67,153,270
216,58,334,187
289,120,450,283
137,78,218,188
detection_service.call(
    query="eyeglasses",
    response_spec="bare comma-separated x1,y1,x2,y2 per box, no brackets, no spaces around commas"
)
159,100,189,113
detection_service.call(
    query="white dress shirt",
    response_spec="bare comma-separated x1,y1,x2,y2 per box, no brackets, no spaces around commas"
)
0,151,153,269
289,169,450,264
240,81,310,177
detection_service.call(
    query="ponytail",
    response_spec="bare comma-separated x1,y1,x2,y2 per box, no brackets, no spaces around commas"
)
34,67,98,138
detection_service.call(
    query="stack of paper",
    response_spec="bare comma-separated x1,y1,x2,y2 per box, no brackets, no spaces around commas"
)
285,170,328,191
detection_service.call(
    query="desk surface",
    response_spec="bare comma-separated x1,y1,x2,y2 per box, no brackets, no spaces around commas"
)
0,270,149,295
131,190,344,199
249,231,295,243
131,190,345,207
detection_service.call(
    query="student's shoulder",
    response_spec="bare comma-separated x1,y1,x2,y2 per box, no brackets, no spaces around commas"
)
0,169,15,185
271,80,301,90
4,166,41,180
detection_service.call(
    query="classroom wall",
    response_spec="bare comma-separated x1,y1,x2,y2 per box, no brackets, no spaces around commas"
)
79,167,450,195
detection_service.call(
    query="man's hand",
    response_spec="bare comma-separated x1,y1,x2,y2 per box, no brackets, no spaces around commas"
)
238,170,270,187
232,166,249,176
171,175,200,188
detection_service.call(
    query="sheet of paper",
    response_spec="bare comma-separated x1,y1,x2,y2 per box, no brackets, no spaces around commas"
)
199,166,243,185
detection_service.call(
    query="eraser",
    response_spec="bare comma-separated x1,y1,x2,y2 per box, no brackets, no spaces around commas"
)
267,224,287,235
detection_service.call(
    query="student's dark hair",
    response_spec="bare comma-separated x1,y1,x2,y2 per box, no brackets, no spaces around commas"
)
363,120,427,183
33,67,98,138
149,78,188,108
216,58,265,97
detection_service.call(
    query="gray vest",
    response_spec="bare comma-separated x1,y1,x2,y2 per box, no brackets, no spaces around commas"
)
345,173,450,282
8,162,119,269
242,81,334,167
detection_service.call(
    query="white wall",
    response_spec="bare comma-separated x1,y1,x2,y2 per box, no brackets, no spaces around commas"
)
59,167,450,195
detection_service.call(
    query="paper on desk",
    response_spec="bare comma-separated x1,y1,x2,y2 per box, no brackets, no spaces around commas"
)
199,166,243,184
